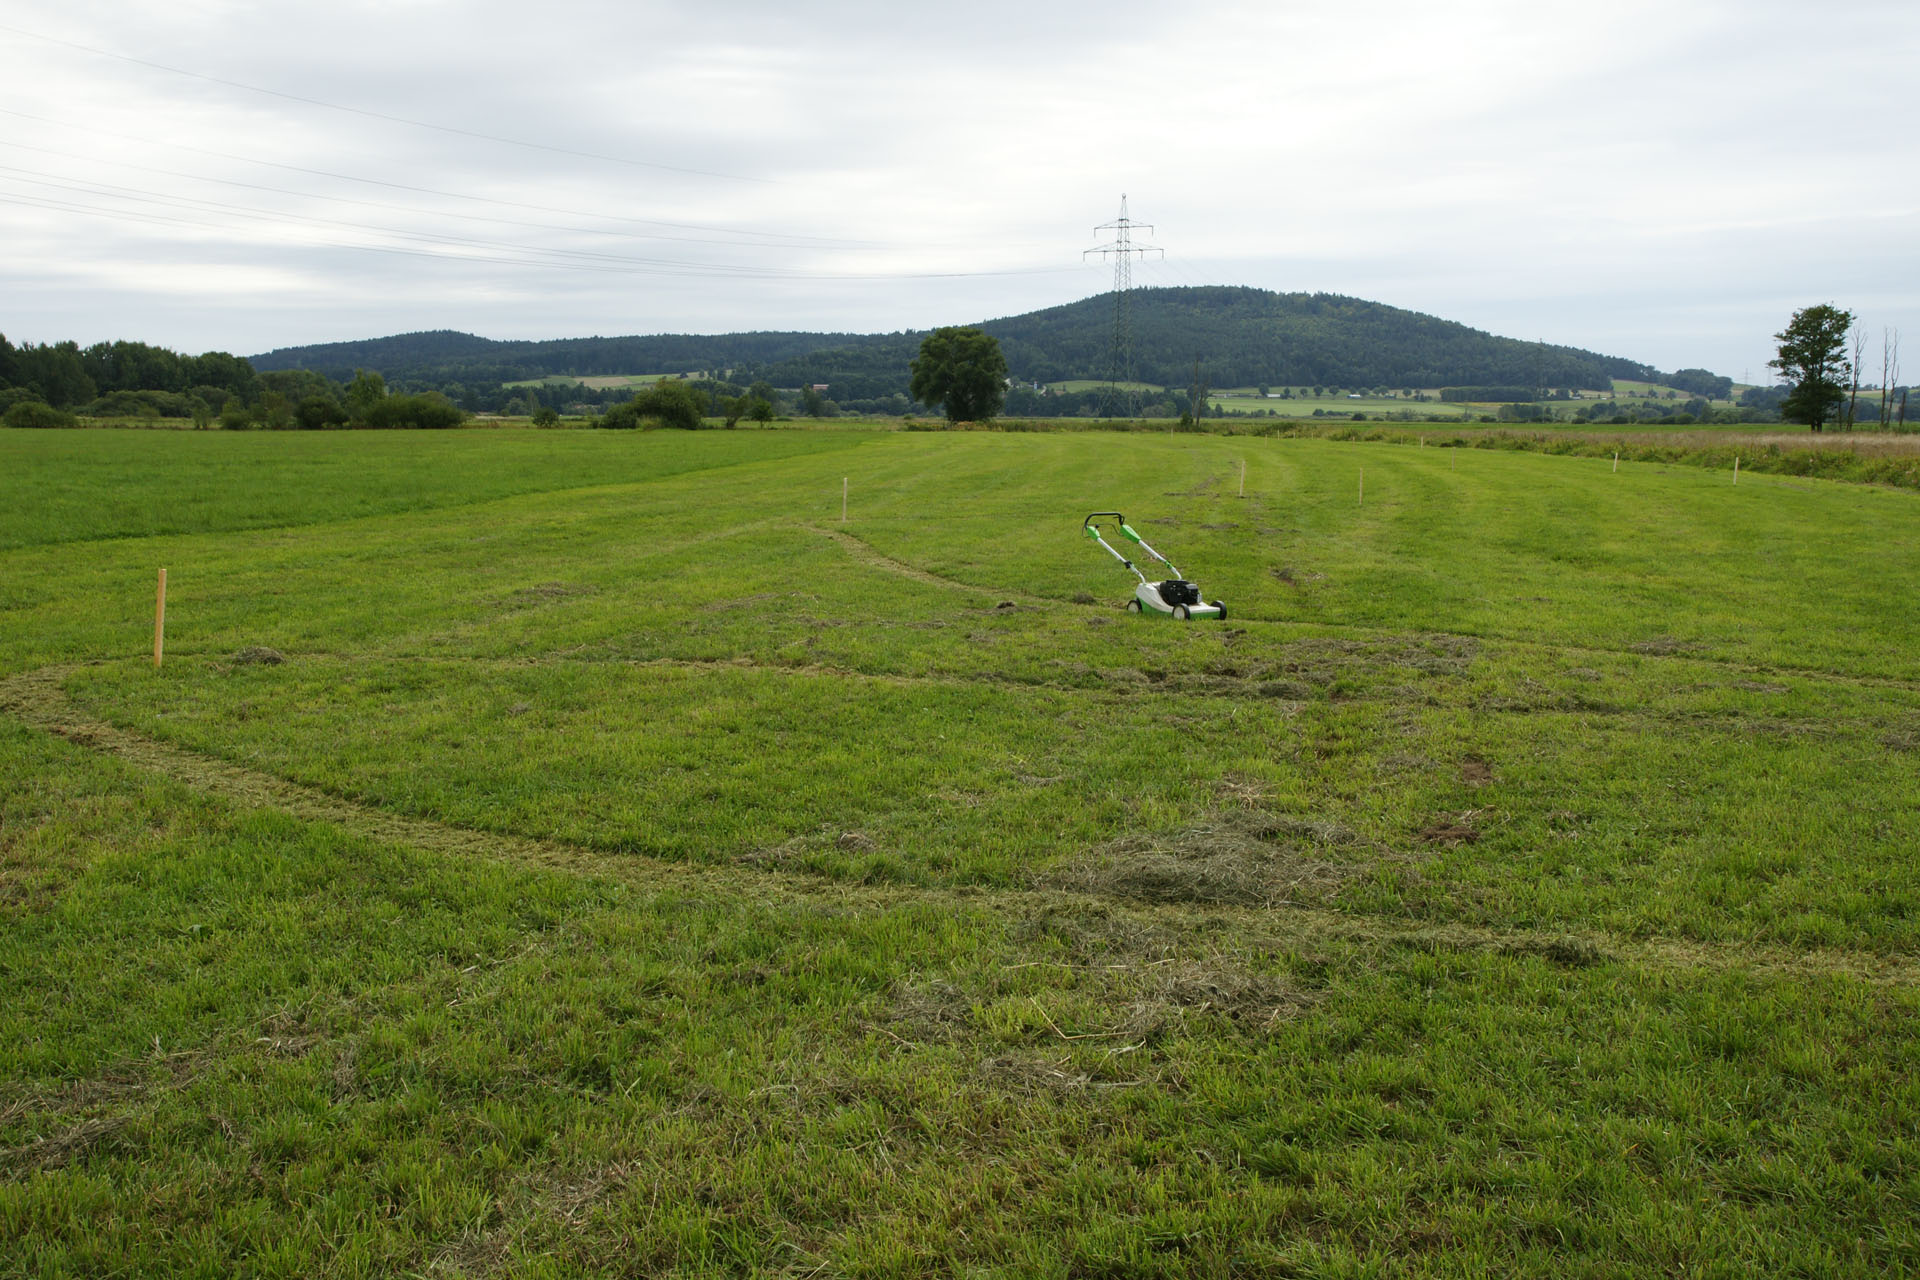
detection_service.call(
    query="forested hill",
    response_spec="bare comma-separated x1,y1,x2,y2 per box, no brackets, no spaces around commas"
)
985,287,1654,390
252,287,1657,396
250,329,872,385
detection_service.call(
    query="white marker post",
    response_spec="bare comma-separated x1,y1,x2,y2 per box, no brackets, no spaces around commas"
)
153,568,167,669
1358,468,1364,507
842,477,848,523
1613,451,1619,473
1239,459,1246,498
1733,455,1740,485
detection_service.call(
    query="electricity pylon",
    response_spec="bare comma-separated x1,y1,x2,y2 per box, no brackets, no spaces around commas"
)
1084,194,1162,418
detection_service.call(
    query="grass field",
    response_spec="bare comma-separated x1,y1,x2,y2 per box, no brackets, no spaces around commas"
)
1207,393,1480,421
1044,380,1162,394
1049,380,1739,422
501,375,676,391
3,426,1918,1276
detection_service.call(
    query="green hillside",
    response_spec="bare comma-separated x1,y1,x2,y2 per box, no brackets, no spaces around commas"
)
250,288,1660,403
986,287,1652,389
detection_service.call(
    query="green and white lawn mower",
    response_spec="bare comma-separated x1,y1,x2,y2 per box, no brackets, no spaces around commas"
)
1083,512,1226,620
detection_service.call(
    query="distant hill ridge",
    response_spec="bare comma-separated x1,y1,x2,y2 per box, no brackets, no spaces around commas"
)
252,287,1659,395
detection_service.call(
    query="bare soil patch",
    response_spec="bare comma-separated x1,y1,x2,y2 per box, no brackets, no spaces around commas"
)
1418,816,1481,846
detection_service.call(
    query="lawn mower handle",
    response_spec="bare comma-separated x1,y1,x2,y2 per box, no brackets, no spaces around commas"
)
1085,512,1179,578
1083,514,1147,582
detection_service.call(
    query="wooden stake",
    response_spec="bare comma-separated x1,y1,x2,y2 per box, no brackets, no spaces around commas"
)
153,568,167,669
1733,455,1740,485
842,477,848,523
1238,459,1246,498
1613,451,1619,473
1358,468,1364,507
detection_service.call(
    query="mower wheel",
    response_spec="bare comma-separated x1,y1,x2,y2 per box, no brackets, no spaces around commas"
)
1212,601,1226,619
1125,599,1142,613
1171,604,1191,620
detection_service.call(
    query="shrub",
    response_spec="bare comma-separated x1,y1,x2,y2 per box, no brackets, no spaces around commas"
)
531,406,560,428
596,400,644,429
296,396,348,430
83,390,164,418
597,381,707,430
3,400,78,428
635,380,707,430
362,392,467,429
78,388,210,419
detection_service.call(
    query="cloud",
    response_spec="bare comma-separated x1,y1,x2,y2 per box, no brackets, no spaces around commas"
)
1,0,1915,375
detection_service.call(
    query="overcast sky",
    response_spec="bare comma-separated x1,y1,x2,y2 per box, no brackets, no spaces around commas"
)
3,0,1915,380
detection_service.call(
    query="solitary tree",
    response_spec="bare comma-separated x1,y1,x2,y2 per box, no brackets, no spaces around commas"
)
910,327,1007,423
1770,304,1854,432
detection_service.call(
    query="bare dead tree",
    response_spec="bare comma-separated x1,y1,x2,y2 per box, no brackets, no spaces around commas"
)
1881,328,1900,430
1845,324,1866,431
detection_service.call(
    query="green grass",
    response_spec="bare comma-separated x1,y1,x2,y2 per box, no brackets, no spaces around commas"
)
3,426,1918,1276
0,428,866,550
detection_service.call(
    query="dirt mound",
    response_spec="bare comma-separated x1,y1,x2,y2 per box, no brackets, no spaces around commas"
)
231,646,285,666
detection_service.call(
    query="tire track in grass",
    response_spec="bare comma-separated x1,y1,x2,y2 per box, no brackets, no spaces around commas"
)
806,523,1046,602
3,663,1915,989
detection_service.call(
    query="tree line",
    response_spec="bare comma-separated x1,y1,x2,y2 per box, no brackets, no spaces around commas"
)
0,334,467,430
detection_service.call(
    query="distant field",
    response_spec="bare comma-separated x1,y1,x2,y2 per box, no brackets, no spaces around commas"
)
4,428,1917,1275
1210,392,1480,419
1611,378,1702,399
501,373,672,391
1044,379,1161,394
1039,379,1739,420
